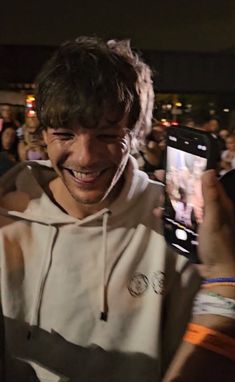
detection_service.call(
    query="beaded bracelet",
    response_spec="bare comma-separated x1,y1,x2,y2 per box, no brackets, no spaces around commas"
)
203,277,235,284
192,291,235,319
183,323,235,362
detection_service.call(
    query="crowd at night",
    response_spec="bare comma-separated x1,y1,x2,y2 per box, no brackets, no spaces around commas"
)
1,99,235,179
0,2,235,379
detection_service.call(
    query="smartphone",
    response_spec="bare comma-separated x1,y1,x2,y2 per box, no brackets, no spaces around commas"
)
163,125,220,263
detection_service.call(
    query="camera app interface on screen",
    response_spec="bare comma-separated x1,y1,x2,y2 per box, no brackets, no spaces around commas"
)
166,146,207,231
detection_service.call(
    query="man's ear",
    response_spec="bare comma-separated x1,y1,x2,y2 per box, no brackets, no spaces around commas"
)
129,132,140,154
42,130,48,145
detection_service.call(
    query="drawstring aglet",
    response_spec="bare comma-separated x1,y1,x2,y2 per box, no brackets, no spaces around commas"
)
100,311,108,321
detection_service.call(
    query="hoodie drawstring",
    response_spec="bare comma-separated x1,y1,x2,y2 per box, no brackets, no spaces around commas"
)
100,210,111,322
28,225,58,338
27,210,110,339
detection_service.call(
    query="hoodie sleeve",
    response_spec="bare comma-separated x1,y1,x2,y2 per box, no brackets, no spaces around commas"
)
0,163,27,195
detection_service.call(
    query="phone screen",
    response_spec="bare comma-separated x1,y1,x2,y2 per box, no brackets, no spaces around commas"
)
166,146,207,228
164,127,210,261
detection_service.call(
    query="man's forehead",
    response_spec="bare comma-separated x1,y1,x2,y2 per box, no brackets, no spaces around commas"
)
68,110,129,130
99,103,129,123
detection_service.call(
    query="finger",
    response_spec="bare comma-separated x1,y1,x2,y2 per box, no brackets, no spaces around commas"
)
202,170,233,230
193,264,212,279
201,170,219,228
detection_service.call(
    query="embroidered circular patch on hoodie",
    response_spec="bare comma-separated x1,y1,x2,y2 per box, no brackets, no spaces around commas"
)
128,273,149,297
152,271,166,294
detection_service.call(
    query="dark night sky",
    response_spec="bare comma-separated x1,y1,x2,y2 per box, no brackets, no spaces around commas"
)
1,0,235,52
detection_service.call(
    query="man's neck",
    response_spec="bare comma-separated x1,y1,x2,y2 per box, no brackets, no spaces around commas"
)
47,177,123,219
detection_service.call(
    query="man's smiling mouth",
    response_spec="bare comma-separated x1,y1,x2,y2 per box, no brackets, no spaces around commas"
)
65,168,105,183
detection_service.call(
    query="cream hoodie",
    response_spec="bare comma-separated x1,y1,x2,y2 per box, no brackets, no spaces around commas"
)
0,157,200,382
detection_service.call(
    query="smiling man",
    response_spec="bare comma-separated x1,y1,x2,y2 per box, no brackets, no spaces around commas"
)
43,115,131,218
0,37,235,382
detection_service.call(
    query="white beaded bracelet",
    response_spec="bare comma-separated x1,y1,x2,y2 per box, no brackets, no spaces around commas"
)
192,291,235,320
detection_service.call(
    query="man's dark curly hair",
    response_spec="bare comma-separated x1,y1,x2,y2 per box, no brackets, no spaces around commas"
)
35,36,154,138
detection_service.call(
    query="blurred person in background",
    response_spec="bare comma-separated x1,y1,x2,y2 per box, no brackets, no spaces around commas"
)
0,104,20,130
206,117,220,133
182,117,195,129
0,124,19,176
220,133,235,175
138,123,166,180
218,127,230,150
219,128,230,141
18,112,48,161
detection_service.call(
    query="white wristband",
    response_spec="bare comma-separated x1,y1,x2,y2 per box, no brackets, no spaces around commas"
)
192,291,235,320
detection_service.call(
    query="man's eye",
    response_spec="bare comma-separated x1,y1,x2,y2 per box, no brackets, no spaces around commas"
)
53,132,74,140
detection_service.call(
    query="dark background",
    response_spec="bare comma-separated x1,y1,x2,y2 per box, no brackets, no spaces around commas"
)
1,0,235,51
1,0,235,113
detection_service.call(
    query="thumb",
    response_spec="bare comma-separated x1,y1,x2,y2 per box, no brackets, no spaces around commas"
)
202,170,232,230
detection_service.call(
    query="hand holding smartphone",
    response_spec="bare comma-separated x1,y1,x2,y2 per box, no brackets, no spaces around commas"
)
163,125,220,263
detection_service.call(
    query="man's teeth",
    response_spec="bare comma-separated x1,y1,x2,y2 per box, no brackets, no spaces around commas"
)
71,170,101,179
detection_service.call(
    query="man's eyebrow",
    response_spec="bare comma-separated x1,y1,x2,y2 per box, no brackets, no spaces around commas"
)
49,126,73,130
104,119,121,125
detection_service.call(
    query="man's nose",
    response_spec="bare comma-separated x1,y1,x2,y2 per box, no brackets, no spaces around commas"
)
71,133,100,167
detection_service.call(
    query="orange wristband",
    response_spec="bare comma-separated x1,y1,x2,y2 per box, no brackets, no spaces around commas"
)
183,323,235,362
